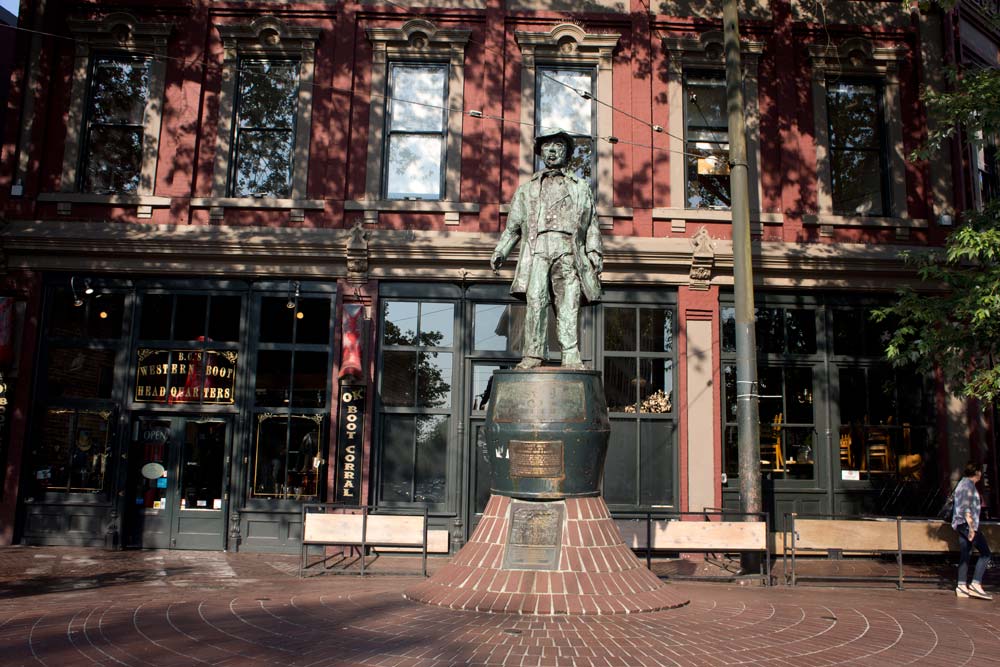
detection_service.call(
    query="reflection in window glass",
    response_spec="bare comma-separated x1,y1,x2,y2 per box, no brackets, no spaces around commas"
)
640,308,673,353
383,301,418,346
386,64,448,200
419,303,455,348
381,351,416,407
827,81,887,216
537,68,595,181
417,352,452,408
685,71,730,209
638,359,673,413
232,60,299,197
379,415,448,505
472,363,514,411
721,306,736,353
604,357,638,413
46,348,115,399
604,308,636,352
473,303,558,355
81,56,150,194
32,409,112,494
251,415,322,499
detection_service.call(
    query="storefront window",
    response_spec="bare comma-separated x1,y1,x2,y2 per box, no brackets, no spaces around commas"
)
378,299,456,507
33,409,112,494
833,308,933,484
32,286,126,496
251,414,323,499
134,294,242,405
721,303,819,481
249,294,332,501
602,303,676,508
721,301,936,502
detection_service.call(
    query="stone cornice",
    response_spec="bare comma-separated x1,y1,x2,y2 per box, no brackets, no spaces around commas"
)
1,222,934,289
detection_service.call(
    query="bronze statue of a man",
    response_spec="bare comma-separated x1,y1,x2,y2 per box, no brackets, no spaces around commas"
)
490,130,604,369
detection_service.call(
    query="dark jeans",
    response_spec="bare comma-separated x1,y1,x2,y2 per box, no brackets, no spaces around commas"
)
957,524,992,585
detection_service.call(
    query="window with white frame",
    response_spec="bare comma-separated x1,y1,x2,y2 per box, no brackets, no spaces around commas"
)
230,59,300,198
384,63,449,200
535,67,596,181
365,21,470,206
684,70,730,209
516,24,619,215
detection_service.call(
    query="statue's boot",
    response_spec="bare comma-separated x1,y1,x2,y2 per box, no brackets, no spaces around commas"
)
516,356,543,369
561,348,586,369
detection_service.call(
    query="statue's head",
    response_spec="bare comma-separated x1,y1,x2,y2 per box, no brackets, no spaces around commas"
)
533,130,574,169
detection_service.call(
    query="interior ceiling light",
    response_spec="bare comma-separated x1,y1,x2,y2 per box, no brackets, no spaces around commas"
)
70,276,84,307
286,280,300,309
83,279,94,295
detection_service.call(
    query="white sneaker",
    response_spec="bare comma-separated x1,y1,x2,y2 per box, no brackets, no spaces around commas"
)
956,583,971,598
968,582,993,601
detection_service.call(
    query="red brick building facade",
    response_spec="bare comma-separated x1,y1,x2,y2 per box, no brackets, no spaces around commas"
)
0,0,995,551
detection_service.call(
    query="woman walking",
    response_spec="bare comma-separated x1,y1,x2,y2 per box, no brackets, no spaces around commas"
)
953,462,993,600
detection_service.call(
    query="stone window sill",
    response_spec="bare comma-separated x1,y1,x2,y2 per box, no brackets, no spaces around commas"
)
346,200,480,225
189,197,326,222
38,192,173,219
652,208,785,224
803,214,928,239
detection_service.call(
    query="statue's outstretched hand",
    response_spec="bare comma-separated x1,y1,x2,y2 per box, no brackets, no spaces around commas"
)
588,251,603,274
490,253,504,273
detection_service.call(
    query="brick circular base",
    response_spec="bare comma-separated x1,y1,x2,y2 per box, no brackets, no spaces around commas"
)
405,495,689,615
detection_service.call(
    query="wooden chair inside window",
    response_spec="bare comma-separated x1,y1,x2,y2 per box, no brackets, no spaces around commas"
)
866,420,893,471
760,413,784,472
839,433,854,469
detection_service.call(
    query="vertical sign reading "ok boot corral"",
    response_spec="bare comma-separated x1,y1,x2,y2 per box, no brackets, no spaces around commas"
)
335,386,365,505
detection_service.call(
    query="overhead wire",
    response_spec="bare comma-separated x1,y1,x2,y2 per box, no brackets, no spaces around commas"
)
0,16,713,163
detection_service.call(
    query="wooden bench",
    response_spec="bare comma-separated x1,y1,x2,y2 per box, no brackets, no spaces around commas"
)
784,513,1000,589
300,504,429,577
615,511,771,585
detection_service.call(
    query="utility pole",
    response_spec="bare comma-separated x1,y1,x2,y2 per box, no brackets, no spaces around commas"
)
723,0,763,524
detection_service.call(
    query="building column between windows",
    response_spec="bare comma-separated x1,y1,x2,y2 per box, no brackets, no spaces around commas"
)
677,285,721,514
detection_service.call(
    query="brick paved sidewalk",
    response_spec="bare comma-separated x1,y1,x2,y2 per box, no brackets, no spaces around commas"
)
0,545,996,666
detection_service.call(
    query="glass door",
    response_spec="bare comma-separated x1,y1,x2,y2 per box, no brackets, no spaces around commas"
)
465,361,514,538
126,415,231,549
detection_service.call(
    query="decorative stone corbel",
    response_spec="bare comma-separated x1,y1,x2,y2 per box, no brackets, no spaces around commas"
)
346,221,370,285
688,226,716,290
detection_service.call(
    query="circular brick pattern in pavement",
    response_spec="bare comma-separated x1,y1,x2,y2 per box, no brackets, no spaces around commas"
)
0,548,997,666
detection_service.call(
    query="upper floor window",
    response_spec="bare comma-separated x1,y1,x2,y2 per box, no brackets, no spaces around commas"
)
364,21,470,207
231,59,300,197
212,17,320,205
663,32,764,220
684,70,730,209
826,81,889,216
516,24,619,218
808,39,909,226
80,55,151,194
384,63,449,200
536,67,596,181
58,14,171,199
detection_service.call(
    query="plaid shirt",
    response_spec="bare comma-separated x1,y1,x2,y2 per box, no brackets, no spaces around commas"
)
952,477,982,531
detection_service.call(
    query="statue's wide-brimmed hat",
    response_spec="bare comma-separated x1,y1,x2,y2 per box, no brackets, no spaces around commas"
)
533,129,576,156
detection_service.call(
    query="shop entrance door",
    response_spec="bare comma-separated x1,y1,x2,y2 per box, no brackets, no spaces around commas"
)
126,415,231,550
